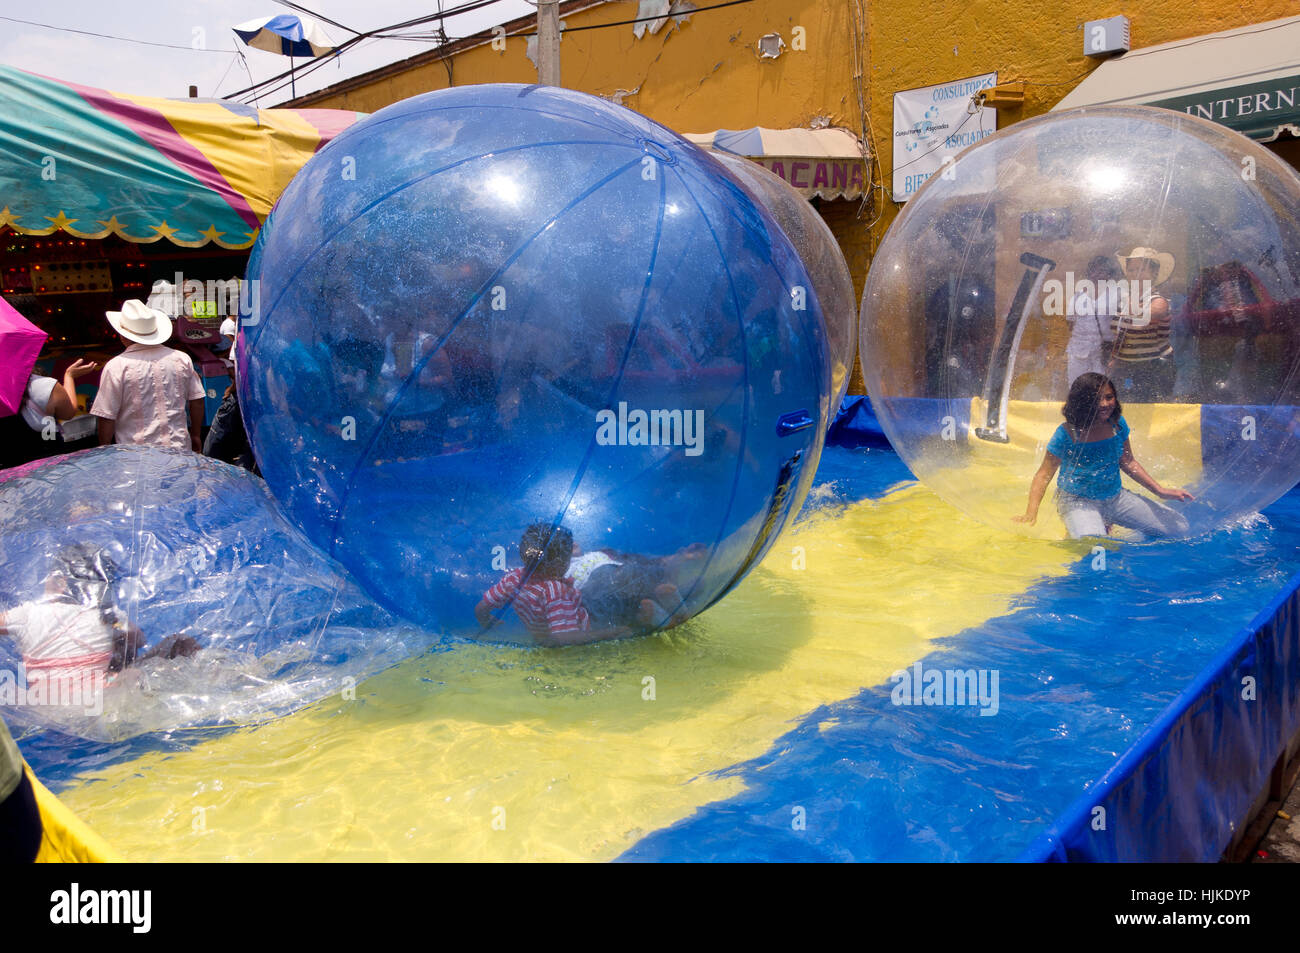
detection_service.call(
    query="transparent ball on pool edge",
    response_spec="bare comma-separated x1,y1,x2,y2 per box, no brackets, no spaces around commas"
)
859,105,1300,539
240,83,831,638
710,150,857,413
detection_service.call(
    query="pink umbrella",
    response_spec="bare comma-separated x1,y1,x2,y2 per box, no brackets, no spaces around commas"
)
0,297,47,417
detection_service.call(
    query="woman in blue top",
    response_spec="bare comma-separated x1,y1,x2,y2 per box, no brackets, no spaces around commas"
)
1015,373,1193,538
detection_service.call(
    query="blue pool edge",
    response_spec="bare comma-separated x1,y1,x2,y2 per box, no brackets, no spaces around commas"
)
1020,565,1300,862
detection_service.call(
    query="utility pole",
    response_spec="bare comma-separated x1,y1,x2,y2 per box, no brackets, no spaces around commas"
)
537,0,561,87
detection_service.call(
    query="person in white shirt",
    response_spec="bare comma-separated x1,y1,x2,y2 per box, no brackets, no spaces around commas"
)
1,356,99,467
91,299,206,451
0,544,198,686
566,538,707,629
0,545,127,688
217,314,238,354
1066,255,1122,386
20,359,98,435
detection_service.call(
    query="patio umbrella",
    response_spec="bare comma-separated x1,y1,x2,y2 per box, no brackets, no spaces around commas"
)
684,126,862,159
233,15,337,97
0,297,47,417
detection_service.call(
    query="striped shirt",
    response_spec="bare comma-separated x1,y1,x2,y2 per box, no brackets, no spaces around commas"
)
483,568,590,636
1110,293,1172,362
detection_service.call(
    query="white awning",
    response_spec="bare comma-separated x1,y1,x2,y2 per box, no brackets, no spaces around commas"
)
1052,15,1300,142
685,126,868,200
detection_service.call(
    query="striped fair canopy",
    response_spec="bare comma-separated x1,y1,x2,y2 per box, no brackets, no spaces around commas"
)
0,65,364,249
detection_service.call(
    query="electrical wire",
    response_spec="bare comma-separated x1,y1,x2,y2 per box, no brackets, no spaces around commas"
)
436,0,455,88
232,48,259,106
483,0,758,37
847,0,882,234
890,107,981,175
246,0,761,102
370,0,510,38
268,0,362,36
5,1,754,104
227,0,508,102
210,53,242,98
0,14,232,52
365,0,756,44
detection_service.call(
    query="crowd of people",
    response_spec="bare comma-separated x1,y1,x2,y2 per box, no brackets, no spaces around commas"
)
2,282,256,472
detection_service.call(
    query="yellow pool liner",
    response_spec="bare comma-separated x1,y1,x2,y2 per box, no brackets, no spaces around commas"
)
27,762,120,863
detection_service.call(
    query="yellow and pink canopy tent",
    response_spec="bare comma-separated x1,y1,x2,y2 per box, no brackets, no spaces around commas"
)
0,64,364,250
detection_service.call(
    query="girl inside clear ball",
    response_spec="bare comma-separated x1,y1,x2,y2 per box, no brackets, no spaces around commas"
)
1014,372,1194,539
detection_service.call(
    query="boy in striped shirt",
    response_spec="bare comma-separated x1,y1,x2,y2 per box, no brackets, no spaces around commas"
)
475,523,630,646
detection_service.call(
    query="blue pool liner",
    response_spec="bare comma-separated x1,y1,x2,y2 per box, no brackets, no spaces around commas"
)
618,474,1300,862
1021,566,1300,862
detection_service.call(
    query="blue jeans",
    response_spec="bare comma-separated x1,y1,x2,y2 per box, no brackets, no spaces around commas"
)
1057,488,1190,539
202,392,256,472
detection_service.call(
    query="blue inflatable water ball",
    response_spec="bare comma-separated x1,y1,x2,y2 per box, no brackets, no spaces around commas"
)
860,106,1300,539
0,447,431,740
239,84,830,641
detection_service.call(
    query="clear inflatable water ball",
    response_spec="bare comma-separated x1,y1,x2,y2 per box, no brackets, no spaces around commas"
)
860,106,1300,539
239,84,830,642
710,151,858,411
0,447,430,741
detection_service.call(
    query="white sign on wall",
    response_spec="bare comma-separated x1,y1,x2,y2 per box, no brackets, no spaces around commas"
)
893,72,998,202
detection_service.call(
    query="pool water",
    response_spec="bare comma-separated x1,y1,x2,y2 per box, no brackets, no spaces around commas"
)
21,447,1300,861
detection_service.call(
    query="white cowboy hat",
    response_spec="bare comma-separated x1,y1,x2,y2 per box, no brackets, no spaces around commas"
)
106,299,172,346
1116,247,1176,286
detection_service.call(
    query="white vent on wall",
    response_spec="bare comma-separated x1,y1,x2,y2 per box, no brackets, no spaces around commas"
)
757,33,786,59
1084,16,1130,57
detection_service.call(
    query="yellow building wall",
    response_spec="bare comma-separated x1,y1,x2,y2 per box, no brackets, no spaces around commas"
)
298,0,859,133
865,0,1299,243
295,0,1300,396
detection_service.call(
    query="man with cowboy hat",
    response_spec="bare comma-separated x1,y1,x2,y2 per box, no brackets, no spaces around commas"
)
91,298,206,451
1109,246,1178,401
